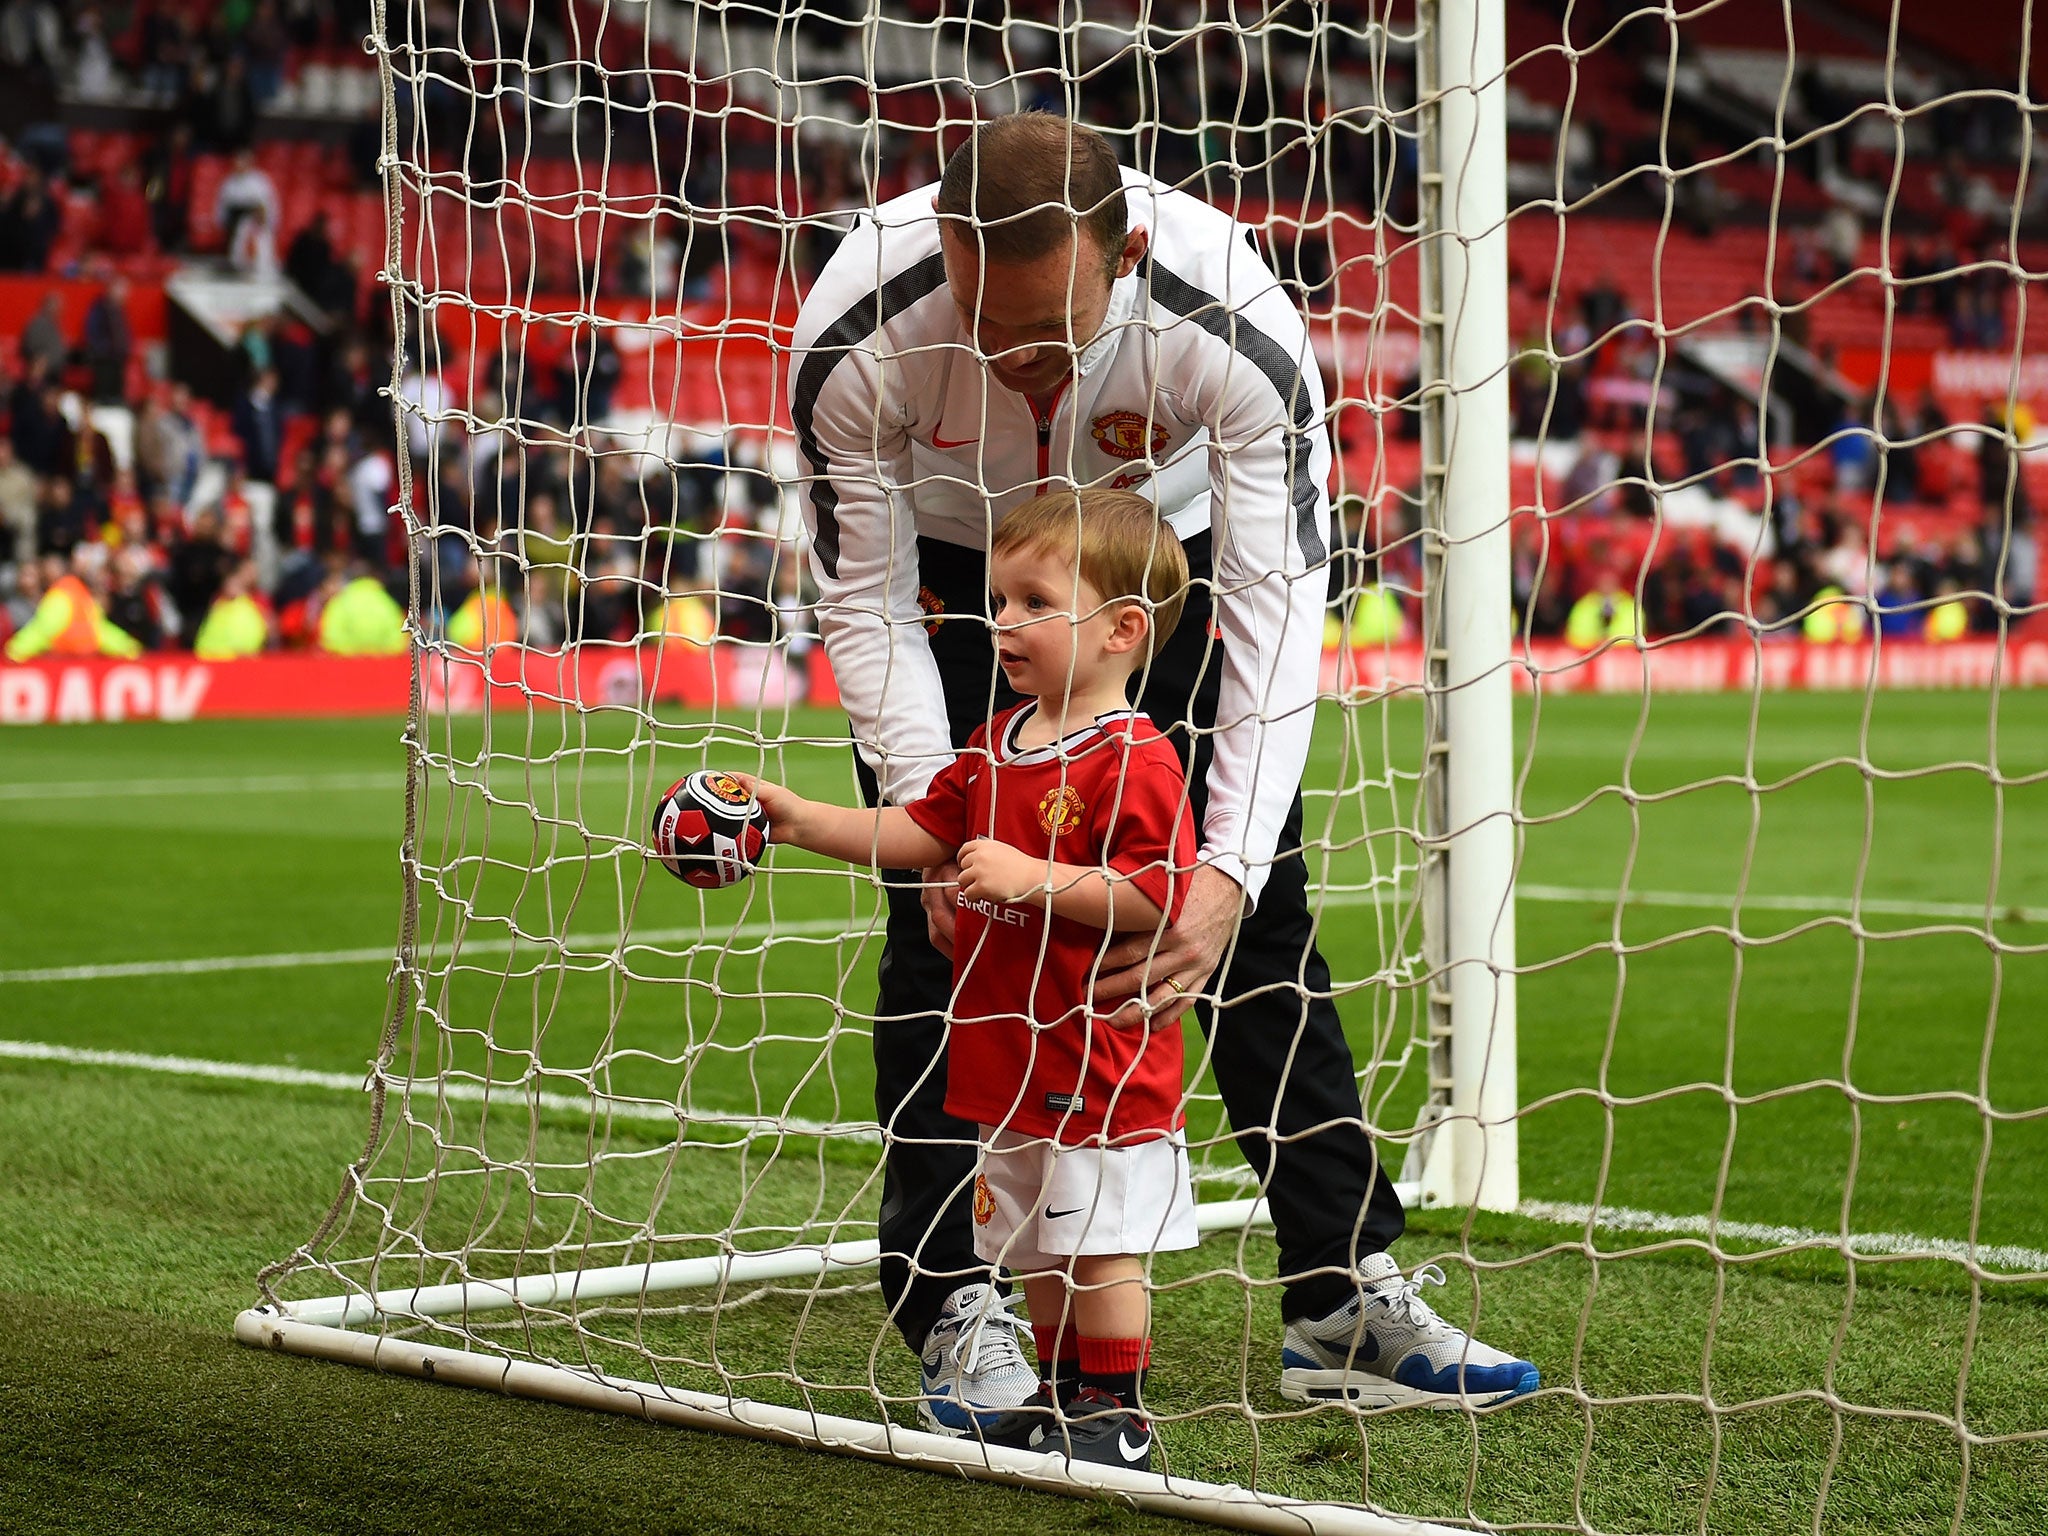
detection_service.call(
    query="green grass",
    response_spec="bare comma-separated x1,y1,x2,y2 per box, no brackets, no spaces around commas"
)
3,690,2045,1534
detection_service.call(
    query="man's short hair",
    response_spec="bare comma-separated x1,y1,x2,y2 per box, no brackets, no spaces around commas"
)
993,487,1189,660
935,113,1128,276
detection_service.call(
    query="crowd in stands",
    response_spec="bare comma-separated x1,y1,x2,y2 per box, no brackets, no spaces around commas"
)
0,0,2040,669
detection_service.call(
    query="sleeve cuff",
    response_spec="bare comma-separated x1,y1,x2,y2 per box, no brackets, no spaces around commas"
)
1197,848,1264,912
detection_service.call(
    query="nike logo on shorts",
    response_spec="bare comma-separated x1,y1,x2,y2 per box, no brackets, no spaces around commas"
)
1044,1206,1085,1220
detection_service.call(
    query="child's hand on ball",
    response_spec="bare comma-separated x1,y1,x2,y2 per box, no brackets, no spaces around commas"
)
728,773,804,843
956,838,1045,905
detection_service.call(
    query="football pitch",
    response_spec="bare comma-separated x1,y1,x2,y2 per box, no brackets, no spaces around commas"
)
3,687,2045,1534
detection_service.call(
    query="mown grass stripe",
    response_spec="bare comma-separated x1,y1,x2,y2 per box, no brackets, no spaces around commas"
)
3,1040,2038,1272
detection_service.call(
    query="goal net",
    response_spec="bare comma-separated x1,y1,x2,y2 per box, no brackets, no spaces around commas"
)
243,2,2047,1531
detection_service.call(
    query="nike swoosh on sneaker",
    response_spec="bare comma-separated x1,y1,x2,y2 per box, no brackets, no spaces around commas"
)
1117,1433,1149,1463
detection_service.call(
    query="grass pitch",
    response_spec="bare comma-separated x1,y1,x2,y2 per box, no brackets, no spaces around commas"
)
3,687,2045,1534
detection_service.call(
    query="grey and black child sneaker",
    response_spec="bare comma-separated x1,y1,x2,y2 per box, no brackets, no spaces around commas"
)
916,1283,1041,1434
1280,1253,1540,1409
973,1384,1153,1472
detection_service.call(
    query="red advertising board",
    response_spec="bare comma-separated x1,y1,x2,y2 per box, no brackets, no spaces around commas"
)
1321,638,2048,697
0,644,814,725
3,639,2043,726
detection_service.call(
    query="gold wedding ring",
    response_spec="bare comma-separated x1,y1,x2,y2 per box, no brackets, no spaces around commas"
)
1163,978,1187,994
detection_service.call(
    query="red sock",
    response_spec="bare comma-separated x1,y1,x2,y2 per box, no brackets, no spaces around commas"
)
1034,1323,1082,1403
1078,1335,1151,1408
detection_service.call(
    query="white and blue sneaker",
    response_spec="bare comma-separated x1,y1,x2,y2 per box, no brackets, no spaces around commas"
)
916,1283,1040,1435
1280,1253,1540,1409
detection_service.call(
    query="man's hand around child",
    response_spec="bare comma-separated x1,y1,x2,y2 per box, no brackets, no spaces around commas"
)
1095,865,1245,1031
955,838,1045,905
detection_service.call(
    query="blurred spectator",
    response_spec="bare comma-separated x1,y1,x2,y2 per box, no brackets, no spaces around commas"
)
243,1,290,106
397,356,450,462
194,559,273,658
315,562,408,654
216,148,280,261
1821,197,1862,280
3,546,141,660
104,542,173,650
167,507,235,647
144,122,196,252
1817,521,1871,597
136,387,203,509
286,210,355,320
36,473,88,554
0,0,63,75
2,554,48,641
69,4,116,98
1875,561,1924,638
0,168,59,271
82,277,133,404
20,293,66,375
447,558,517,653
554,323,622,428
0,437,35,562
1565,567,1639,649
1977,403,2038,620
1830,397,1878,492
648,568,715,650
1802,581,1867,644
1926,576,1971,641
347,443,395,560
233,367,285,484
229,200,280,278
194,52,259,152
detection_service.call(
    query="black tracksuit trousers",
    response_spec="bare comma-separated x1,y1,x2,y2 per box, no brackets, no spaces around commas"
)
857,533,1405,1352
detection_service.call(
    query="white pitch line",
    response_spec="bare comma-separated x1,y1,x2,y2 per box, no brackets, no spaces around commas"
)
9,883,2038,988
0,771,404,801
1521,1199,2048,1275
0,914,874,985
0,759,710,803
1519,883,2047,925
4,1039,2033,1273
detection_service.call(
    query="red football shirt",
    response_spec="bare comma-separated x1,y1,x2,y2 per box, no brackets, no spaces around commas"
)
903,704,1197,1145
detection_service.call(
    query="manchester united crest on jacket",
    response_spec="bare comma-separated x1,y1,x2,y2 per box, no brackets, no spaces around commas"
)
1090,410,1170,461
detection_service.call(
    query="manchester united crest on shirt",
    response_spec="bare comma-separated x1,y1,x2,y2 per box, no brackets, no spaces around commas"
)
1038,785,1085,837
1090,410,1170,462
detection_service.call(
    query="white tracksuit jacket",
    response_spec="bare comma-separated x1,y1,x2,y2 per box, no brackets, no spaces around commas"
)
788,167,1332,903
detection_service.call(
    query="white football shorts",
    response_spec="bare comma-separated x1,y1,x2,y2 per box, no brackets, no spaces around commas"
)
969,1125,1200,1273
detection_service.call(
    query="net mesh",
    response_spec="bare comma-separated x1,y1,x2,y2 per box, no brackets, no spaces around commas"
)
257,2,2048,1530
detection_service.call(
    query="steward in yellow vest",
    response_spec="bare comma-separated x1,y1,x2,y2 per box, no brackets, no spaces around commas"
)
4,571,143,660
1323,584,1409,649
1802,585,1868,643
448,586,518,654
1565,582,1639,649
194,564,271,659
318,571,409,656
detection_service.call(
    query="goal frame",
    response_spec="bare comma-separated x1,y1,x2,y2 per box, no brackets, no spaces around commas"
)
236,0,1518,1529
